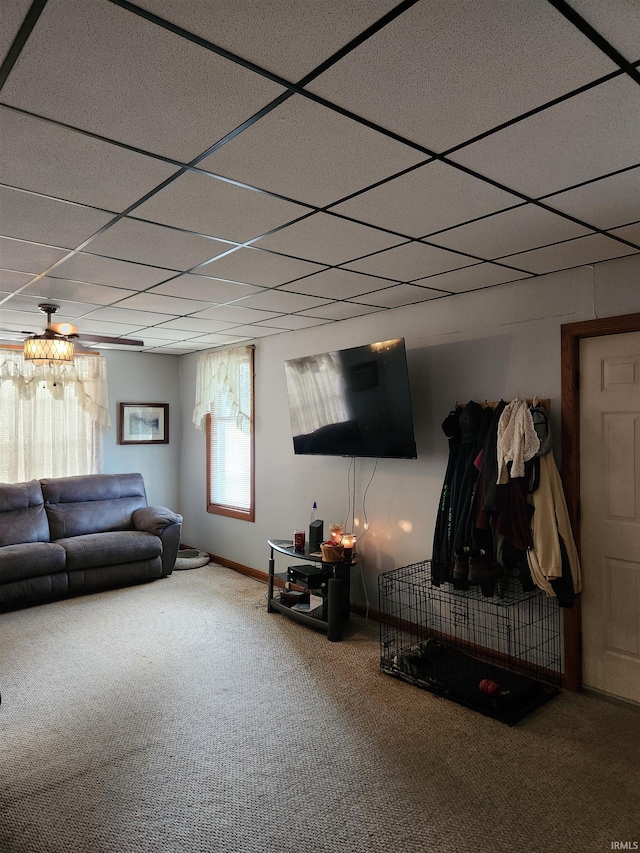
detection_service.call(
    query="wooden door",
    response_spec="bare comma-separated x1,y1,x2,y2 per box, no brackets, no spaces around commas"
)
579,331,640,703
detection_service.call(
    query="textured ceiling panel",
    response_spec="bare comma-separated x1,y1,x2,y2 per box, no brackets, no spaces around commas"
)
0,270,33,293
150,275,262,304
0,0,33,65
196,246,325,287
543,167,640,230
135,0,399,81
85,219,230,271
500,233,637,275
256,211,402,265
0,107,180,211
430,204,593,259
24,278,134,306
567,0,640,62
332,161,521,238
0,237,68,275
344,241,477,280
199,95,424,207
1,0,285,162
49,252,177,291
348,283,444,307
410,263,532,293
280,268,395,300
307,0,615,152
0,187,113,250
132,171,308,244
113,292,218,316
298,302,382,321
453,77,640,198
230,289,334,314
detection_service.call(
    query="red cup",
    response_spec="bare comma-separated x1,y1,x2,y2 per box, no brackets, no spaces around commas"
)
293,529,305,551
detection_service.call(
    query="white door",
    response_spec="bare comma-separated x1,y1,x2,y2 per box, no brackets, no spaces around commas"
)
580,330,640,703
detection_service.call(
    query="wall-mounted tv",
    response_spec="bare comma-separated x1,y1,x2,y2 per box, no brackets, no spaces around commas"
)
284,338,417,459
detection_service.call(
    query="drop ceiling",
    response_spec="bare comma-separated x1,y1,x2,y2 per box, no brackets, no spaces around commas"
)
0,0,638,354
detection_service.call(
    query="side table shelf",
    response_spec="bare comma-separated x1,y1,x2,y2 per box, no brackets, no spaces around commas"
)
267,539,352,641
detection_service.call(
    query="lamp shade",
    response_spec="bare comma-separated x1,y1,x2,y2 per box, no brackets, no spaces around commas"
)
24,334,74,365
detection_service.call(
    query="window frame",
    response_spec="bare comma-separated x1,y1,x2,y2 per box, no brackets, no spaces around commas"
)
205,347,255,522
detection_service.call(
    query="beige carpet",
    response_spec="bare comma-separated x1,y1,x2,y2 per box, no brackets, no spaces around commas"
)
0,565,638,853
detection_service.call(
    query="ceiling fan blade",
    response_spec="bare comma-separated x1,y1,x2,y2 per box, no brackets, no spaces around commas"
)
74,333,145,347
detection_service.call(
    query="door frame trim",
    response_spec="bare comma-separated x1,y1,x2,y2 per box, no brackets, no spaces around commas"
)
560,312,640,691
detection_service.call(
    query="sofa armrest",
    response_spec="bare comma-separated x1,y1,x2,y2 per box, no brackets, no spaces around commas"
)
132,507,183,577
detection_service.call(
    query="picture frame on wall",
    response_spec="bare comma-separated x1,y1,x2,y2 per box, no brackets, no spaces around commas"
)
118,403,169,445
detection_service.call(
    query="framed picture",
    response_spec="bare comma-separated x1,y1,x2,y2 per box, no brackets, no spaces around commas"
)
118,403,169,445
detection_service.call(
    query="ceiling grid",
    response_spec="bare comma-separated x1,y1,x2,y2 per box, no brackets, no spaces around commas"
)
0,0,638,352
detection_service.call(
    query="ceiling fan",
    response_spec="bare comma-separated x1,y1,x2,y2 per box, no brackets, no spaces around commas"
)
1,303,144,364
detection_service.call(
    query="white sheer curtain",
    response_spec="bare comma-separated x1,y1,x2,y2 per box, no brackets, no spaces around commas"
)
193,346,253,433
284,352,350,436
0,349,110,483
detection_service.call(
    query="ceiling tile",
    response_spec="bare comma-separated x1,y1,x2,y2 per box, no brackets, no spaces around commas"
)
453,76,640,198
219,325,283,339
24,277,134,305
609,222,640,246
543,167,640,230
254,315,330,330
0,294,100,319
199,95,424,207
135,326,206,341
232,289,333,314
113,292,217,316
68,318,150,337
0,107,180,211
343,241,476,280
410,263,532,293
307,0,614,152
150,274,262,303
197,246,325,287
567,0,640,63
0,237,68,275
0,0,32,65
280,268,394,299
186,332,254,345
80,306,172,327
0,186,114,249
349,283,444,307
297,302,382,321
332,161,521,238
135,0,398,81
502,233,638,274
190,305,283,324
430,203,593,259
50,252,176,290
0,270,34,293
1,0,285,162
153,317,240,334
85,218,230,270
256,212,402,265
132,171,309,244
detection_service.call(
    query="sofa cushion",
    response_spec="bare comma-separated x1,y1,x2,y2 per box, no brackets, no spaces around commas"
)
41,473,148,539
0,480,49,546
0,541,66,583
56,530,162,571
67,559,162,594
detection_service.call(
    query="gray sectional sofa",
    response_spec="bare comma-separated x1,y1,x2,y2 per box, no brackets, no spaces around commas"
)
0,472,182,611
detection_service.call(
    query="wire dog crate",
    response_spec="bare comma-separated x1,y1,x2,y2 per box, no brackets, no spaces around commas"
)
379,561,562,724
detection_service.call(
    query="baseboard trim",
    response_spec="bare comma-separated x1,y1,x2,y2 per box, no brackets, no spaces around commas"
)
180,544,373,610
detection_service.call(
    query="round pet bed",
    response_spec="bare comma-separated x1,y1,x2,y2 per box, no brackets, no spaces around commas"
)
174,549,211,570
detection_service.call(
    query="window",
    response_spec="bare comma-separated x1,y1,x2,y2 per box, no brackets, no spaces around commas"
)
0,351,110,483
193,346,254,521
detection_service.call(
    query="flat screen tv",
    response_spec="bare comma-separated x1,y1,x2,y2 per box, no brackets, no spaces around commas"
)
284,338,417,459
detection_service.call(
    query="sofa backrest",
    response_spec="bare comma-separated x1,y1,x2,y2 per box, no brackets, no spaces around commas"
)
0,479,50,546
41,473,149,540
